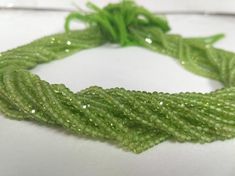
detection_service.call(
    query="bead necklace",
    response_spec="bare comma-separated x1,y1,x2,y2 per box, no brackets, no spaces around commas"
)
1,1,235,153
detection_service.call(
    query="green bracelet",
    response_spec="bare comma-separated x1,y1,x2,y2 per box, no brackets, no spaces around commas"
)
1,1,235,153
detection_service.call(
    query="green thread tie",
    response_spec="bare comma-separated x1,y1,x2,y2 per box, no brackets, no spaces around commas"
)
65,1,170,45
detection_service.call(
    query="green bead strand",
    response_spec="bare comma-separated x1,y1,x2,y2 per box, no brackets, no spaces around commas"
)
1,0,235,153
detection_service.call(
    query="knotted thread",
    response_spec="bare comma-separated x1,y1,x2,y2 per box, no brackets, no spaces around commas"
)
65,0,170,46
1,1,235,153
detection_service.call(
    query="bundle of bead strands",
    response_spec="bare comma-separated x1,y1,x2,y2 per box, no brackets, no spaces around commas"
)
1,0,235,153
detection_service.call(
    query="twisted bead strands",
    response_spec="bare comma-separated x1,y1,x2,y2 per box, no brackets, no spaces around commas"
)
1,1,235,153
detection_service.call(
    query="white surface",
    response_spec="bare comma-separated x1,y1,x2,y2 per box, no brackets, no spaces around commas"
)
1,7,235,176
1,0,235,13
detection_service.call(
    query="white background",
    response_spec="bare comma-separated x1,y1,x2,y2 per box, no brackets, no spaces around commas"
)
1,0,235,12
0,1,235,176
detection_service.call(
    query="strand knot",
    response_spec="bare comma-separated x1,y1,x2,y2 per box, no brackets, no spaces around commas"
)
65,0,170,46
